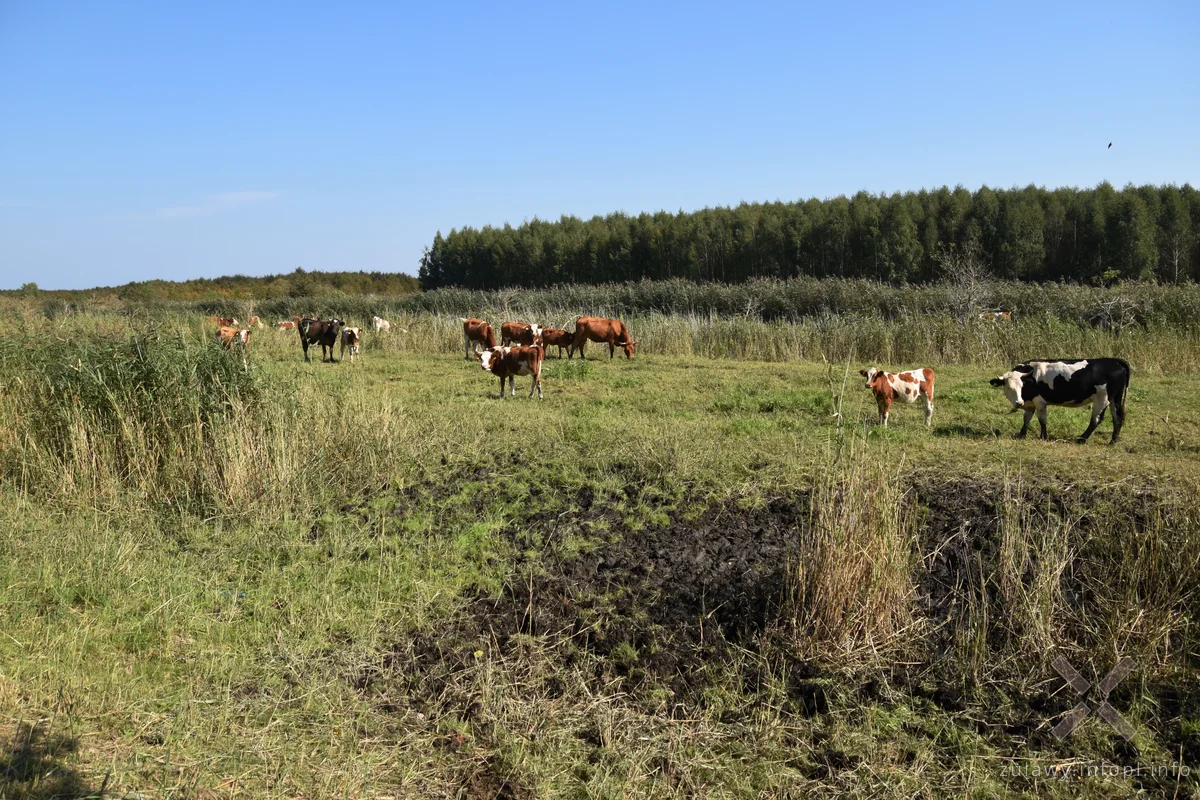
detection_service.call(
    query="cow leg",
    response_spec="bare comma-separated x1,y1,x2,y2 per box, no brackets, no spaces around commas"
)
302,340,310,362
509,375,516,397
465,335,472,360
1016,408,1034,439
498,375,505,398
878,398,890,427
529,371,542,399
922,394,934,427
609,341,615,359
1037,406,1049,439
1079,390,1109,443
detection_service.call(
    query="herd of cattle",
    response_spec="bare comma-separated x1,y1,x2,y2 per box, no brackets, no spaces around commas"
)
208,312,1130,444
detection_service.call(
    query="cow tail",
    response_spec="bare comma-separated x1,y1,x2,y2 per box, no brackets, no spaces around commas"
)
1115,359,1131,421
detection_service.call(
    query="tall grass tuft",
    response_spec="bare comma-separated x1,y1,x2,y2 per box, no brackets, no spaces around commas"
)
6,329,262,513
786,440,919,660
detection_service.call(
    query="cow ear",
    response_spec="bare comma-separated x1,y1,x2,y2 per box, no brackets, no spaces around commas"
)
859,370,868,377
989,377,1004,387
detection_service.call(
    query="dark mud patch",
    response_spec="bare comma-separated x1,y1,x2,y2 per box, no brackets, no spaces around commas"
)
468,496,806,692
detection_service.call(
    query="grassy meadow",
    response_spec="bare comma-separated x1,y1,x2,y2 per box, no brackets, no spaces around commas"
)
2,304,1199,798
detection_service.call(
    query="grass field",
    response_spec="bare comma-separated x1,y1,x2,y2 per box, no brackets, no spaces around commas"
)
2,311,1198,798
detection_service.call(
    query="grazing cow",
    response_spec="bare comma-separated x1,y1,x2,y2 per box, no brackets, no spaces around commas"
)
860,367,935,427
298,318,344,362
208,315,238,327
990,358,1130,444
215,326,251,349
462,318,497,359
340,326,362,363
477,345,543,399
539,327,573,358
373,315,391,333
275,320,296,331
569,317,637,359
248,316,263,329
501,321,543,347
979,311,1013,323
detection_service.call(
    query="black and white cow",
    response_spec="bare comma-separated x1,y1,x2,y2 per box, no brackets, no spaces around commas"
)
989,358,1131,444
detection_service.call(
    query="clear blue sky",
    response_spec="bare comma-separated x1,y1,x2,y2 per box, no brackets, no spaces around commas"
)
1,1,1196,290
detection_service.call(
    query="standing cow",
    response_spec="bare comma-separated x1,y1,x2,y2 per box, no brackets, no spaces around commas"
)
462,318,497,359
298,318,344,362
373,315,391,333
340,326,362,363
477,345,544,399
501,321,543,347
539,327,573,358
569,317,636,359
860,367,935,427
990,358,1130,444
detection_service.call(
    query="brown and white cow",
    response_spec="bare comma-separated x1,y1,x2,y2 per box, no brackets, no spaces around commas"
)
208,315,238,327
215,326,251,351
860,367,935,427
298,318,344,362
569,317,636,359
275,320,296,331
501,321,543,347
372,315,391,333
476,345,543,399
462,318,497,359
539,327,573,358
340,326,362,363
979,311,1013,323
248,315,263,329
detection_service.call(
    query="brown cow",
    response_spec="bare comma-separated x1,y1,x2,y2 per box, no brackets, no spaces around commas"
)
248,315,263,328
462,318,497,359
539,327,573,358
298,318,344,362
569,317,636,359
501,321,543,347
477,345,543,399
860,367,935,427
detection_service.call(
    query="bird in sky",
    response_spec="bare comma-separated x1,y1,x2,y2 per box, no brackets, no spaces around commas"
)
1108,142,1113,148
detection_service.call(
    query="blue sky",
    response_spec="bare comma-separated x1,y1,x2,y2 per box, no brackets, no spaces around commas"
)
1,1,1196,290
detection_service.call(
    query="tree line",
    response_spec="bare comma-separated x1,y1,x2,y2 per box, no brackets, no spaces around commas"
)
419,183,1199,289
7,269,421,303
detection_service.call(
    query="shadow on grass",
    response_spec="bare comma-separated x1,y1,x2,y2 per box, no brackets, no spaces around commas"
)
932,424,1001,440
0,722,100,800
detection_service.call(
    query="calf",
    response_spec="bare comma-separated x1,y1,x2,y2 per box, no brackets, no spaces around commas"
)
569,317,636,359
501,321,543,347
340,326,362,363
373,315,391,333
275,320,296,331
539,327,573,358
208,315,238,327
298,318,344,362
979,311,1012,323
477,345,543,399
462,318,497,359
990,358,1130,444
248,315,263,328
860,367,935,427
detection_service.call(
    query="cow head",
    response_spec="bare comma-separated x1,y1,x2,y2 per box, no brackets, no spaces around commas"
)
623,339,637,359
860,367,880,388
990,368,1030,410
530,324,543,345
478,347,506,370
